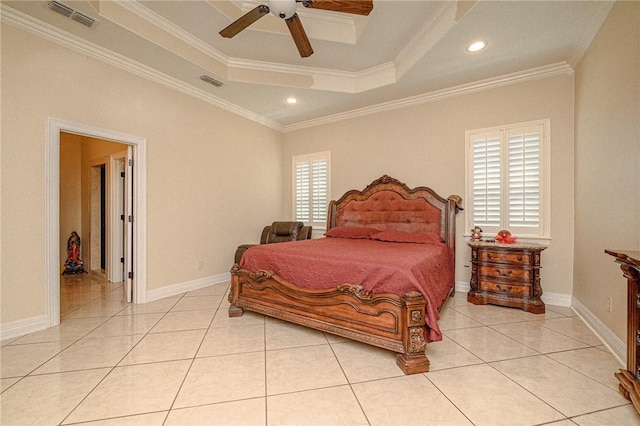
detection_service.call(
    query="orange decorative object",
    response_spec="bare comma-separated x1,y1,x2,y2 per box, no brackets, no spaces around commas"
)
495,230,517,243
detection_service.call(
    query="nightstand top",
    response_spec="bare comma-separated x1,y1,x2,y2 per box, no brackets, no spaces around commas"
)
467,240,547,250
605,249,640,269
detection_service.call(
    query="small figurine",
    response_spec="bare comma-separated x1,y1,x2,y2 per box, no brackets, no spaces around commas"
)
63,231,85,275
471,226,483,241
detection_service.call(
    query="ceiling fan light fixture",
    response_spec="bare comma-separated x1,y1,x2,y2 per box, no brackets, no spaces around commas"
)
269,0,298,19
467,40,486,53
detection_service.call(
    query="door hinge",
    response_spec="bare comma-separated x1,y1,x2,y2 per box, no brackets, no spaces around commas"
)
120,171,125,178
128,271,133,279
128,158,134,167
128,215,134,223
120,257,124,263
120,214,125,221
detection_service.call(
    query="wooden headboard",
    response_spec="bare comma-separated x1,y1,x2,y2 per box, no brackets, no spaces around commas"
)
326,175,463,251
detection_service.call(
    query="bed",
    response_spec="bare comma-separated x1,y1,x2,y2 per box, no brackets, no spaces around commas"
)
229,175,462,374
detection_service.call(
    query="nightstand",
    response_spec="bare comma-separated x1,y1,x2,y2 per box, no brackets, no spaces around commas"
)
467,241,547,314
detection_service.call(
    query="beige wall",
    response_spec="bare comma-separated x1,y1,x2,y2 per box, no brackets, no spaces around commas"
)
574,1,640,340
283,74,576,300
1,24,283,324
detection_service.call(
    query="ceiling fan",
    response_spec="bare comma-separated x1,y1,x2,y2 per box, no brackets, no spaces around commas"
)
219,0,374,58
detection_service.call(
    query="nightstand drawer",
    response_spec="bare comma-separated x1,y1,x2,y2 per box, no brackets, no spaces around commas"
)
479,265,530,280
480,251,529,264
480,281,530,297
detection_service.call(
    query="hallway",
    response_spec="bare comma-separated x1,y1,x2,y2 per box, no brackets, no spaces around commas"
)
60,272,126,319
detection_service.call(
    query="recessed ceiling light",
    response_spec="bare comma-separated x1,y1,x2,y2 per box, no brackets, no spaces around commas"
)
286,97,298,105
467,41,486,53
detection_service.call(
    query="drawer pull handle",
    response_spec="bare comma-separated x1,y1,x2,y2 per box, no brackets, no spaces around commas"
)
487,253,493,259
496,284,513,292
495,269,513,276
517,256,523,261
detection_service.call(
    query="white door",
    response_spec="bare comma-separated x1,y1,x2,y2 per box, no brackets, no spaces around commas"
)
123,146,134,303
109,155,125,283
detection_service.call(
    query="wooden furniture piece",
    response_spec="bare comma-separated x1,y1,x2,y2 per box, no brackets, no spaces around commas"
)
467,241,546,313
229,175,462,374
605,249,640,413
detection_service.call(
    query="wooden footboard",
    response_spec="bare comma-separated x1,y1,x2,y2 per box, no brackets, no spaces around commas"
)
229,264,432,374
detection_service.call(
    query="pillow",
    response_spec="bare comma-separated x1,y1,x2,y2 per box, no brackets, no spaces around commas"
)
371,230,444,244
325,226,379,239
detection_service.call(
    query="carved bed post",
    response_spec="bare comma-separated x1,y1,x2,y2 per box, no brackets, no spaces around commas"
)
396,291,430,374
446,195,463,252
228,264,244,317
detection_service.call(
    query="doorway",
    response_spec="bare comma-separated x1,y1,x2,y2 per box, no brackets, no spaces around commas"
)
47,118,147,328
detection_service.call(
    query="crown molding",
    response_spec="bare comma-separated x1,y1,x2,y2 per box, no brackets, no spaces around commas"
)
118,0,229,66
88,1,396,93
568,0,615,67
0,4,283,132
283,62,574,133
394,0,458,80
2,3,576,135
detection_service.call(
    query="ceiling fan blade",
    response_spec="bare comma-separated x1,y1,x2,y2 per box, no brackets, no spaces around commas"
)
219,5,270,38
286,13,314,58
301,0,373,16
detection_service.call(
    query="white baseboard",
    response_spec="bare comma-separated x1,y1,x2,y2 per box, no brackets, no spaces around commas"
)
1,273,231,342
541,291,572,307
0,315,49,342
145,272,231,303
455,281,470,293
572,297,626,366
454,282,624,364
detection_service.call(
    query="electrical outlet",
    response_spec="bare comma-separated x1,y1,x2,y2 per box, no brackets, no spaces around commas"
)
606,296,612,313
197,260,204,270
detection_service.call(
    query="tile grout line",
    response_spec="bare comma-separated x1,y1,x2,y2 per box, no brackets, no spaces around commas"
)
58,285,188,425
162,284,230,424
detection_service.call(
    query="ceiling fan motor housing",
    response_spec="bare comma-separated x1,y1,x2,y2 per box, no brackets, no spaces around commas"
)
268,0,297,19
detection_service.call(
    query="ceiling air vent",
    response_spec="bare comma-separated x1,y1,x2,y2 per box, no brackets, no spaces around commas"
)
47,0,73,17
71,11,96,28
199,75,224,87
47,1,98,28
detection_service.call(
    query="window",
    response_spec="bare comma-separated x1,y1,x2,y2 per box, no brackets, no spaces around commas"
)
293,151,331,229
465,120,550,239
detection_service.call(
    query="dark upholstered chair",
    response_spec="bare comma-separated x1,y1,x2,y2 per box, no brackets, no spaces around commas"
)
234,221,313,264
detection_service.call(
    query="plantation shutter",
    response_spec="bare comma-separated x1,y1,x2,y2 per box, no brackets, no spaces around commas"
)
507,126,542,231
295,161,310,222
311,158,328,222
472,133,502,229
466,120,547,238
293,152,330,228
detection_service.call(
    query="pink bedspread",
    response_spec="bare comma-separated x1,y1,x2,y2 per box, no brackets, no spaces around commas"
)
239,237,454,342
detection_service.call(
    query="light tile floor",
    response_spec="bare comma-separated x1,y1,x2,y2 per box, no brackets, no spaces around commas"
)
1,274,639,425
